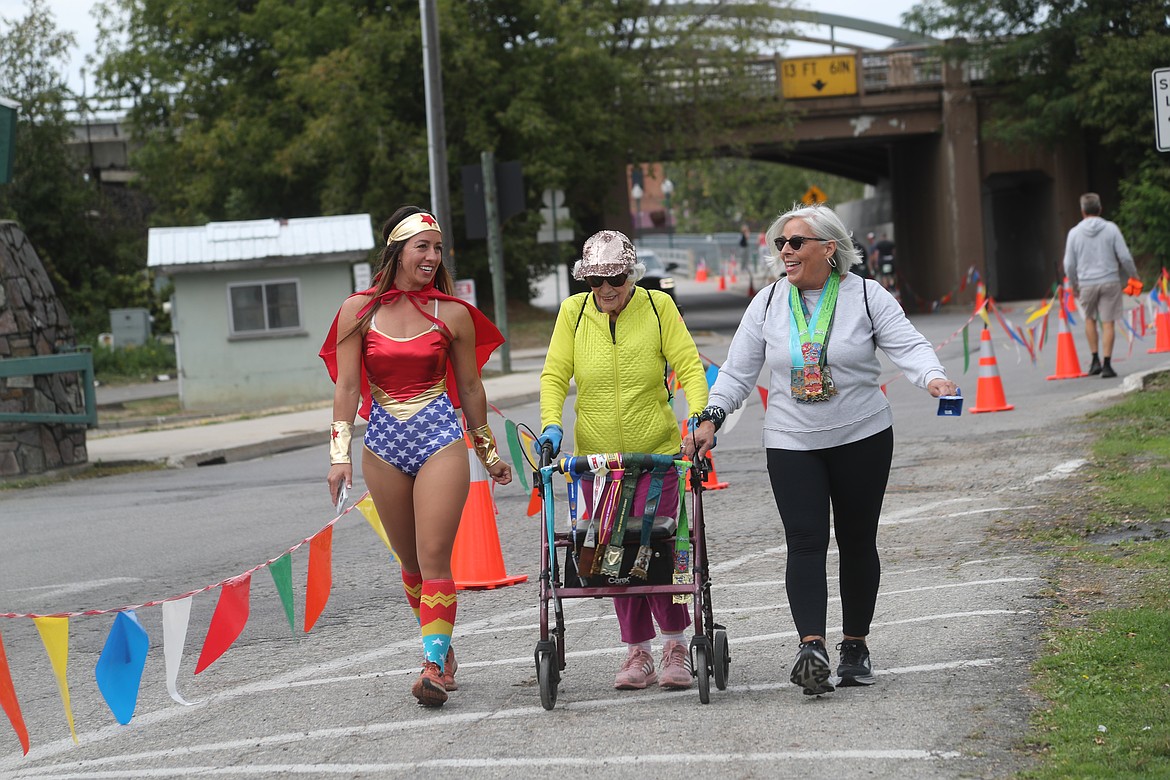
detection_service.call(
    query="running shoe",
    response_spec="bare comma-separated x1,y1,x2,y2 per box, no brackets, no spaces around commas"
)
658,640,693,690
790,639,835,695
442,646,458,691
614,646,658,689
411,661,448,706
835,639,876,686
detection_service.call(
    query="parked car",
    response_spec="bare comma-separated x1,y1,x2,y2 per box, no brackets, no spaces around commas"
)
636,250,678,303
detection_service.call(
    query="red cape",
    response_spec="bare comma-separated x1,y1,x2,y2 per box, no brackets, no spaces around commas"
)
319,286,504,420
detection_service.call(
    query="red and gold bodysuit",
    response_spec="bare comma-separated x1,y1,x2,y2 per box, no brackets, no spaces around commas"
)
362,302,464,476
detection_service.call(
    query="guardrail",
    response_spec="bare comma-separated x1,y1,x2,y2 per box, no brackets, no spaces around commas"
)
0,351,98,426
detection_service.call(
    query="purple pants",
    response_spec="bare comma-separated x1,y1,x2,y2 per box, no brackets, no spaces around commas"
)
582,470,692,644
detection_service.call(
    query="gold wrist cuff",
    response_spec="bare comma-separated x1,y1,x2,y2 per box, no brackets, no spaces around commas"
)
469,424,502,468
329,421,354,464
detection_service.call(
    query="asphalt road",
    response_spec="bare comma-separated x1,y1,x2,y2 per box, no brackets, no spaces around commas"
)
2,285,1168,778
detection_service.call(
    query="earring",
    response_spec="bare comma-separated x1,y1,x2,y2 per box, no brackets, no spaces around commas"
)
827,255,838,269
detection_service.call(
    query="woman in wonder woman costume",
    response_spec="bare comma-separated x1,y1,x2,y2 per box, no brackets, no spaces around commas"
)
321,206,511,707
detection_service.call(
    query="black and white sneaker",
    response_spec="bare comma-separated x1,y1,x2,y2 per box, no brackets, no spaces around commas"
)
790,639,835,695
835,640,876,686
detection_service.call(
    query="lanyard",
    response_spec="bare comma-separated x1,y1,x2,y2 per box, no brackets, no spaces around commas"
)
788,273,840,368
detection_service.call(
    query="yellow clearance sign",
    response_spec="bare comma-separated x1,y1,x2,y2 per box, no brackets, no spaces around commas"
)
781,55,859,99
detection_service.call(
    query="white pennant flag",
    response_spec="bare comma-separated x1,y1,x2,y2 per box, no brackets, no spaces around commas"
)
162,597,196,706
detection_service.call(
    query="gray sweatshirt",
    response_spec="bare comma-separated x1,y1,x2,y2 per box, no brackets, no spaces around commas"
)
708,273,947,450
1063,216,1137,287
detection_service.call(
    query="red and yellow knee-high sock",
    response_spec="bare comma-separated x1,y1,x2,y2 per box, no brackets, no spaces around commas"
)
401,569,423,624
420,578,456,670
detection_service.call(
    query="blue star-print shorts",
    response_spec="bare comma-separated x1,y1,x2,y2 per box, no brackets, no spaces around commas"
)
364,393,464,476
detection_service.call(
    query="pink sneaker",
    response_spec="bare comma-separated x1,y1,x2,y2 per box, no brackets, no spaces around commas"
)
614,646,657,689
658,640,693,690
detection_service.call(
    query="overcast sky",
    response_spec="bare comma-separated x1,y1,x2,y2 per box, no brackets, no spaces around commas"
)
3,0,925,94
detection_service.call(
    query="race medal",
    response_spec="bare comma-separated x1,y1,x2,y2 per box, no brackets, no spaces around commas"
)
789,273,840,402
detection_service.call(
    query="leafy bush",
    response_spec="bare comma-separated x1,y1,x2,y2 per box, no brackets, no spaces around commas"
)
86,338,177,382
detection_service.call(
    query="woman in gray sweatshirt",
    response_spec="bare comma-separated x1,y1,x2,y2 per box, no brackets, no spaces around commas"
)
684,204,957,697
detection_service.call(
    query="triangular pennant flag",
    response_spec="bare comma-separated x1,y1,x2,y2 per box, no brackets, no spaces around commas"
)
705,362,720,388
32,616,77,743
356,494,398,561
721,401,748,436
161,597,195,705
94,610,149,725
0,630,30,755
526,485,542,517
504,419,529,491
758,385,769,409
195,575,252,674
304,525,334,632
962,324,971,373
268,553,296,633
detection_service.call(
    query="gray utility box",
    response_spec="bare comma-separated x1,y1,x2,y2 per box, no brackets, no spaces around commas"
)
109,308,152,347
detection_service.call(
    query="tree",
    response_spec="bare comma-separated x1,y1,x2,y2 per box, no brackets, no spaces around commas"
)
0,0,155,336
904,0,1170,267
93,0,806,303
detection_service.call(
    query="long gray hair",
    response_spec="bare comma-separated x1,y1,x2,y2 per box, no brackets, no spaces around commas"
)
764,204,864,276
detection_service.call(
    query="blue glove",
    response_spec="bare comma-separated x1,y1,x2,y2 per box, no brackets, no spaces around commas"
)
534,424,563,460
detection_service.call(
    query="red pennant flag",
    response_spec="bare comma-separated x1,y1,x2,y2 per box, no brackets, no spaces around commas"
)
526,485,542,517
757,386,769,409
0,631,29,755
195,575,252,674
304,525,334,632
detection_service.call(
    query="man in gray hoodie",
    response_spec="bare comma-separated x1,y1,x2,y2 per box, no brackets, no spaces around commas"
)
1063,192,1138,378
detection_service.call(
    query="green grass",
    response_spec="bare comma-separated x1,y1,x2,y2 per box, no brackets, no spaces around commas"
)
88,337,177,383
1019,380,1170,778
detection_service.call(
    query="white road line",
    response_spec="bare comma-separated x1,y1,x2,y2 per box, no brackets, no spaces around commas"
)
881,506,1042,525
9,661,996,777
3,578,142,598
1030,459,1087,483
12,749,963,778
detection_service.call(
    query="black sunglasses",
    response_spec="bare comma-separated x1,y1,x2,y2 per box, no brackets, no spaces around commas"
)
773,235,831,252
585,272,629,288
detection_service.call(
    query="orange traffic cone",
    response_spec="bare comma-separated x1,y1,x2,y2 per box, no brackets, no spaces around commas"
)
969,326,1014,413
1149,311,1170,354
1046,304,1086,380
451,436,527,590
717,274,726,291
701,450,729,490
695,260,708,282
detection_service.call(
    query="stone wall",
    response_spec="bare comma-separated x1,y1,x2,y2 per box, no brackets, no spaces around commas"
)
0,221,88,477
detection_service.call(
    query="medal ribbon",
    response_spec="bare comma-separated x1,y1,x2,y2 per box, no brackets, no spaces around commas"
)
789,273,840,400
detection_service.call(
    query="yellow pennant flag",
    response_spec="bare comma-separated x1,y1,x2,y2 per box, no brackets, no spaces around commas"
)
1025,300,1052,325
33,616,77,744
356,494,399,563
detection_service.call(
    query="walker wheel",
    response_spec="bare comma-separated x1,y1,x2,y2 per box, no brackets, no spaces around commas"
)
713,629,730,691
694,642,711,704
538,651,558,710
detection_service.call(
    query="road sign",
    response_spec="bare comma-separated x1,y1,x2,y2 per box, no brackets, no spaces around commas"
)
0,97,19,185
781,55,858,99
537,188,573,244
454,278,477,307
801,185,828,206
1154,68,1170,152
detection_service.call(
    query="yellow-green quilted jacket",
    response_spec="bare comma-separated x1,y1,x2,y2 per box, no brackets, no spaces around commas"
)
539,288,708,457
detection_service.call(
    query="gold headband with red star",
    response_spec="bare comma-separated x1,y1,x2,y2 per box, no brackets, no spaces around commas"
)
386,212,442,245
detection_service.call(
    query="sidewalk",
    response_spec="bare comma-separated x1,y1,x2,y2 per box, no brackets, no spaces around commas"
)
86,359,545,469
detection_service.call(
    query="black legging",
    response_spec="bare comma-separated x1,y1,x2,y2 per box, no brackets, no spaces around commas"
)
766,426,893,640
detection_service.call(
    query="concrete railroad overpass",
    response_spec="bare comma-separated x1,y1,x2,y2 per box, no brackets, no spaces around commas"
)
624,8,1108,305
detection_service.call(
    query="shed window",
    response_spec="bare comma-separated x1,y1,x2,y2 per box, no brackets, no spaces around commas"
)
228,280,301,334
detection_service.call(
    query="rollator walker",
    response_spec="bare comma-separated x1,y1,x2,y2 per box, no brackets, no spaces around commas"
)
532,448,730,709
